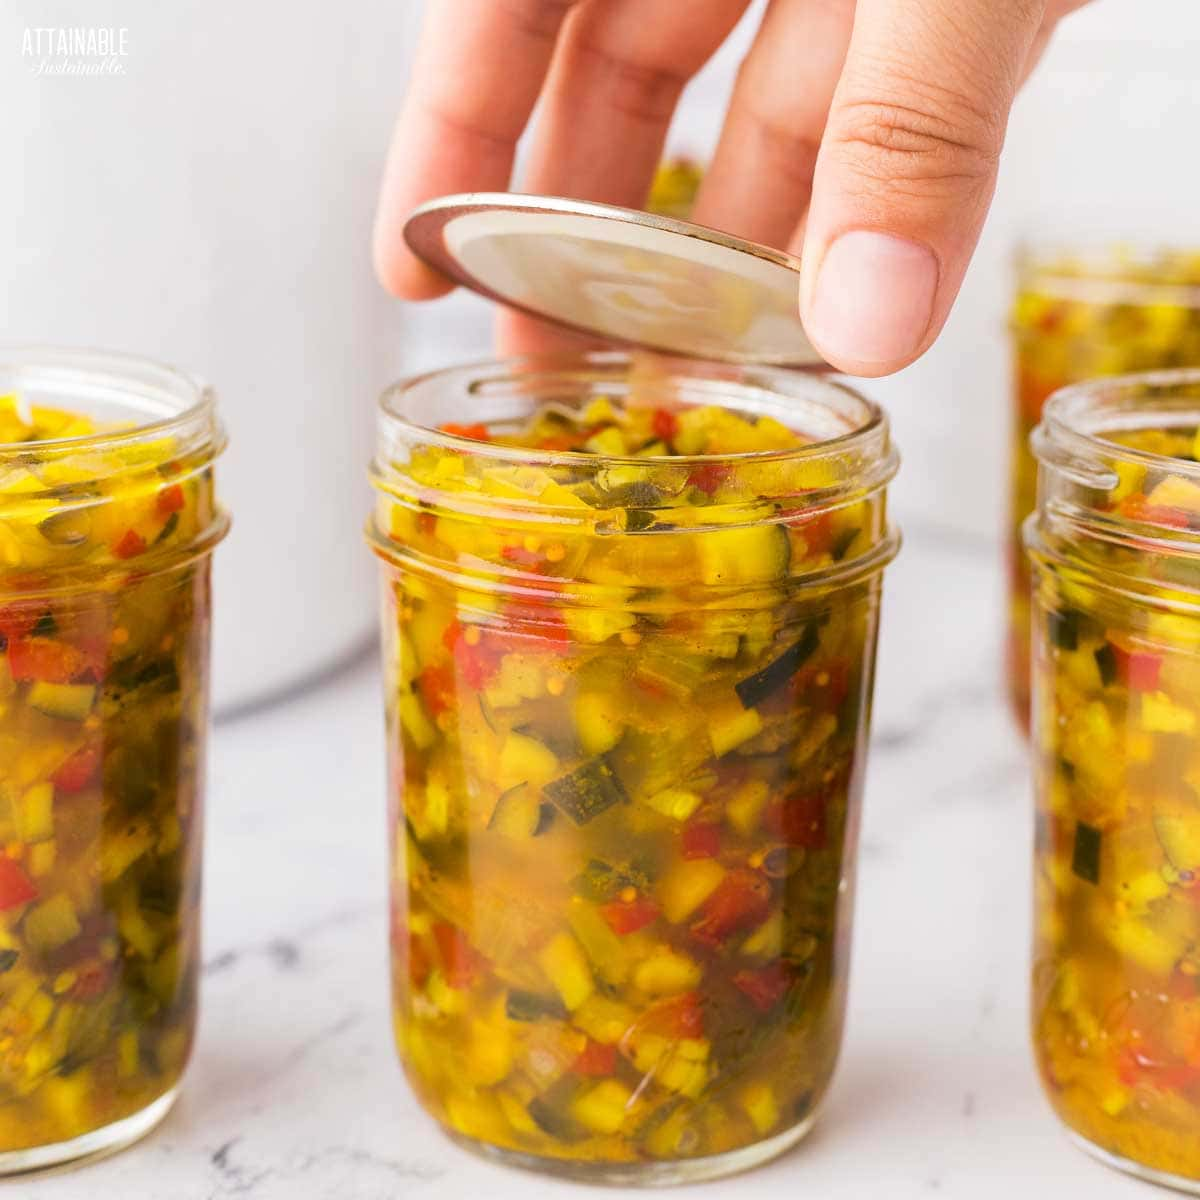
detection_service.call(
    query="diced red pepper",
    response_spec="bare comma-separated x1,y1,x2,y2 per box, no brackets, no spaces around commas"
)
500,544,544,568
0,604,38,641
536,435,576,452
7,637,85,684
71,959,115,1001
681,822,721,860
0,857,37,910
600,893,660,936
113,529,147,559
643,991,704,1038
417,664,455,717
1112,644,1163,692
157,484,186,515
766,792,828,850
687,462,731,495
573,1039,617,1077
651,408,679,442
53,741,103,794
439,422,492,442
691,870,771,945
442,622,504,690
1120,494,1193,530
733,963,792,1012
432,921,481,989
1117,1044,1200,1093
793,511,834,557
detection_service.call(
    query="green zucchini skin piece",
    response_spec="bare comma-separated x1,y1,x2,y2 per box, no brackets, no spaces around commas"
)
735,623,821,709
1048,610,1079,652
544,756,628,826
1071,820,1102,885
1094,643,1117,686
505,989,567,1021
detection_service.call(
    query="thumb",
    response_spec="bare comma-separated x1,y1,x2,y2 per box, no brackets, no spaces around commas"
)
798,0,1045,376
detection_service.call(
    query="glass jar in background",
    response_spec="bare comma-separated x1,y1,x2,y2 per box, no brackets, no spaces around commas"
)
368,352,899,1184
1007,246,1200,728
1028,369,1200,1191
0,349,227,1171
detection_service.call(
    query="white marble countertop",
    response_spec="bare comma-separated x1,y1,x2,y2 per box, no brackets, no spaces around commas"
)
26,525,1159,1199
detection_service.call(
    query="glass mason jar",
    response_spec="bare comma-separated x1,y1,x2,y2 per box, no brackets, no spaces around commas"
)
368,352,899,1184
1007,245,1200,729
0,348,227,1172
1028,369,1200,1191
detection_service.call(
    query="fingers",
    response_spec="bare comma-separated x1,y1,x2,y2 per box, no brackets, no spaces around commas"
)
500,0,748,353
799,0,1046,375
373,0,580,298
691,0,855,248
520,0,749,203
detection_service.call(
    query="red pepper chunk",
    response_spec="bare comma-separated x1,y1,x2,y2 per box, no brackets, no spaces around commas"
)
1120,494,1193,530
691,870,771,945
644,991,704,1038
113,529,147,559
0,604,38,641
417,664,455,717
53,741,103,793
71,959,115,1001
681,822,721,860
8,637,85,684
733,963,792,1012
687,462,731,496
767,792,827,850
0,857,37,910
157,483,186,515
573,1039,617,1077
794,510,834,557
1113,645,1163,692
600,893,660,935
432,921,482,989
651,408,679,441
439,422,492,441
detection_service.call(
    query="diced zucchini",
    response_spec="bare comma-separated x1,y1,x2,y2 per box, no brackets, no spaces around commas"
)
709,703,763,757
573,994,637,1045
1048,610,1079,651
544,756,627,825
738,1081,780,1135
28,682,95,721
566,896,629,986
633,949,701,995
735,624,821,709
574,691,625,756
571,1079,633,1135
726,778,770,836
1094,643,1117,687
23,893,81,953
642,787,702,822
498,732,559,792
398,691,437,750
101,819,155,883
539,932,595,1011
1154,808,1200,873
659,859,726,924
696,525,789,586
506,989,567,1022
1071,821,1102,885
17,784,54,842
527,1095,580,1142
488,784,545,839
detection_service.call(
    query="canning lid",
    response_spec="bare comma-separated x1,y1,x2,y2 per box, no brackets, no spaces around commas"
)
404,193,822,367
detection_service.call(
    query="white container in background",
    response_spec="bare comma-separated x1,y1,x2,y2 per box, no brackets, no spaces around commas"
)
1,0,420,712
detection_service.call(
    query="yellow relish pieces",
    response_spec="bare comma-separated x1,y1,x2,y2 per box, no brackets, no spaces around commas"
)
378,391,889,1172
1032,419,1200,1184
0,394,212,1156
1007,249,1200,728
647,158,704,221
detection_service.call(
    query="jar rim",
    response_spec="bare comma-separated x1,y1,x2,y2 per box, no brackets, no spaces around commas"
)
0,344,223,458
1015,240,1200,310
1037,367,1200,490
380,351,887,466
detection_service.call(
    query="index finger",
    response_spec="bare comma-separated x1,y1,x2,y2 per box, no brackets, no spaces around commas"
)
373,0,580,298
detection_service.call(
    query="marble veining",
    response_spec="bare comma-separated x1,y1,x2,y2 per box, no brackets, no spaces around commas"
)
22,528,1155,1199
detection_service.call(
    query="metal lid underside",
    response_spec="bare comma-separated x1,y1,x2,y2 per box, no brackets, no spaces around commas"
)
404,193,822,367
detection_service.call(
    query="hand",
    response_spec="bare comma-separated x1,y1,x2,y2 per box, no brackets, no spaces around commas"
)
374,0,1092,376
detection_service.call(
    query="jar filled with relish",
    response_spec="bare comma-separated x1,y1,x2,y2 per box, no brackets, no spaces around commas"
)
368,349,899,1183
1008,245,1200,728
0,348,227,1172
1029,369,1200,1191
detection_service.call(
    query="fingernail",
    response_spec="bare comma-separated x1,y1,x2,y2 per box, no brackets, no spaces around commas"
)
807,232,938,368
